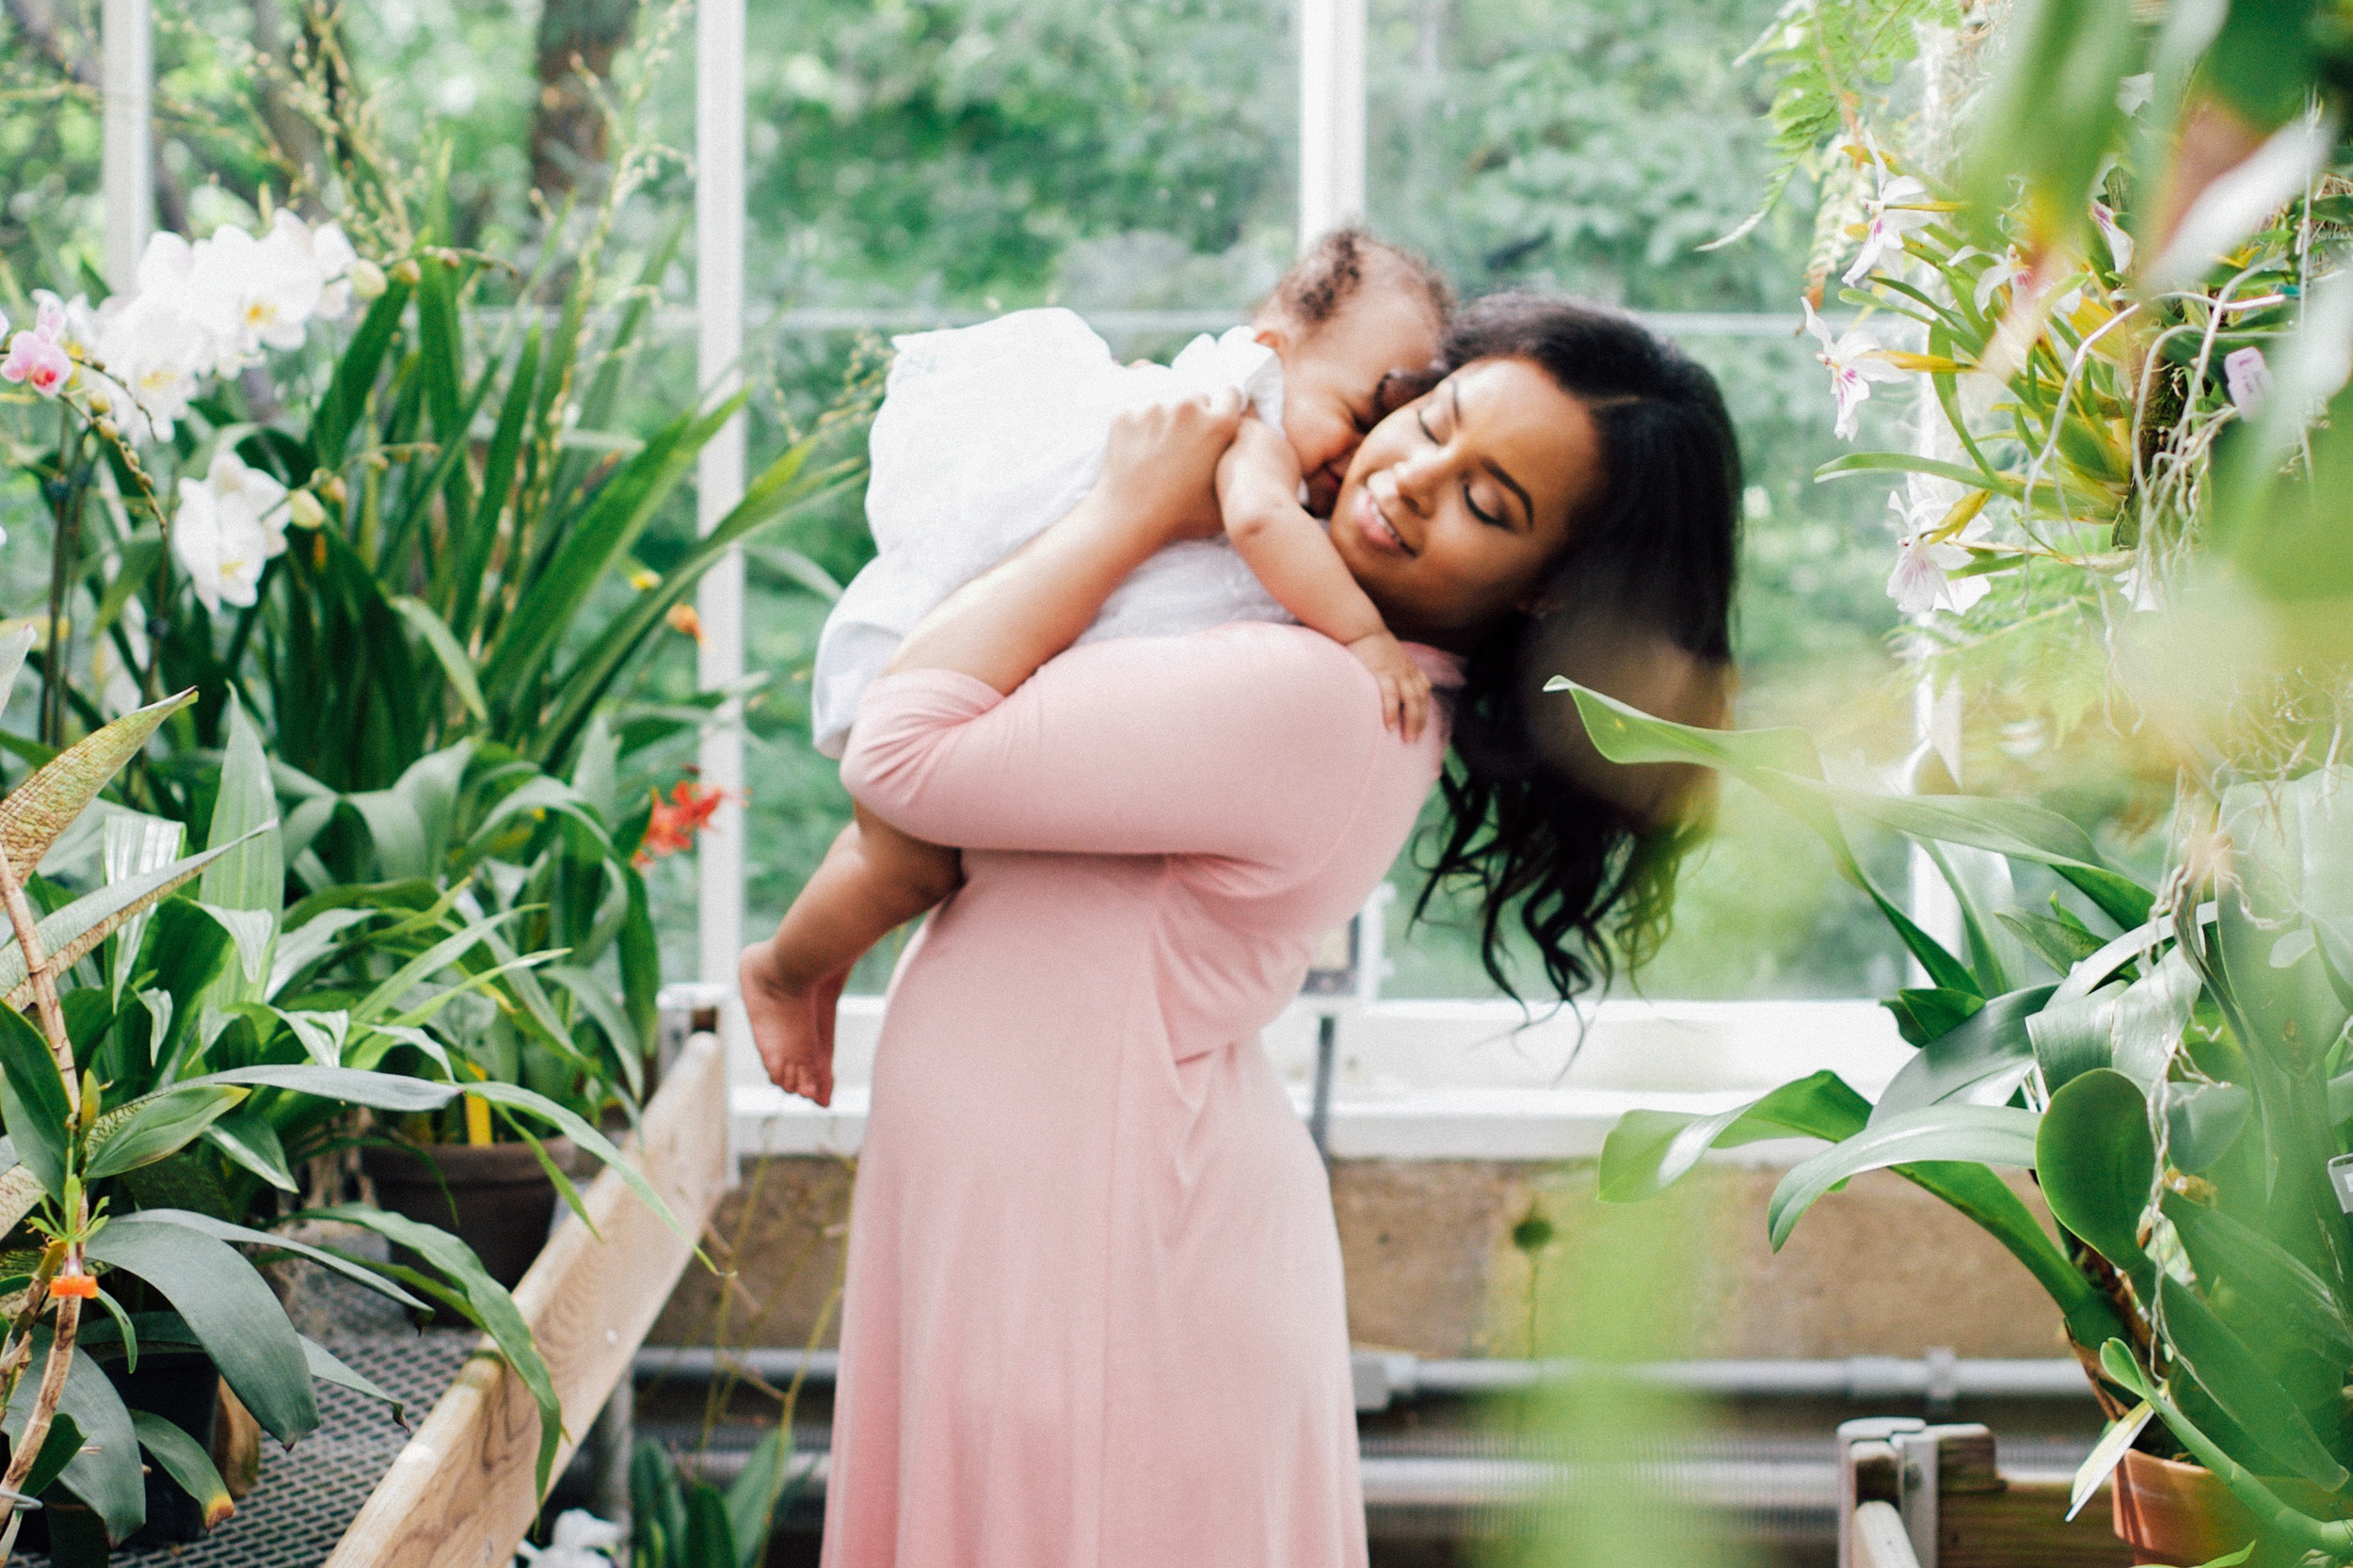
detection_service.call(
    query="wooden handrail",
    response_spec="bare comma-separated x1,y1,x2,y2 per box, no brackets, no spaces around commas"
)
326,1032,730,1567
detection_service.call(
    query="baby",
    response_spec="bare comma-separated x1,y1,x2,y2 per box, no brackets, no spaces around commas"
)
744,230,1450,1104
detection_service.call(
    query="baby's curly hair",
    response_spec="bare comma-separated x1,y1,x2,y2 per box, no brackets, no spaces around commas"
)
1263,228,1453,336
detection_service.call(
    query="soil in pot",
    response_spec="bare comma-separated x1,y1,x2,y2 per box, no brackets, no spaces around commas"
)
361,1137,591,1298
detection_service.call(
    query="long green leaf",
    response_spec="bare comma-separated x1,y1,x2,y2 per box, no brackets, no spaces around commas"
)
0,689,195,877
177,1062,456,1112
132,1410,234,1528
136,1208,427,1312
445,327,541,644
466,1080,690,1253
204,1103,297,1192
391,597,489,721
41,1339,146,1539
300,1333,408,1421
2159,1275,2350,1490
723,1425,795,1568
86,1215,319,1444
305,1202,564,1495
312,280,415,466
1768,1105,2042,1248
0,1006,69,1197
0,824,272,1009
1598,1069,1870,1203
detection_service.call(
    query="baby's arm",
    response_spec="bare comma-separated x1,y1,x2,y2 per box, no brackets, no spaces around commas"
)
1216,417,1431,741
739,807,961,1105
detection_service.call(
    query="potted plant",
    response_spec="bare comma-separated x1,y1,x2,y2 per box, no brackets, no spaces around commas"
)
1577,0,2353,1559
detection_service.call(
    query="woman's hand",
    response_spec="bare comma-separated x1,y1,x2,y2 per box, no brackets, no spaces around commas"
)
1099,387,1244,546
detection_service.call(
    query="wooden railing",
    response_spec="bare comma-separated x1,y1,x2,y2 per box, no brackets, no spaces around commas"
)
1840,1420,2134,1568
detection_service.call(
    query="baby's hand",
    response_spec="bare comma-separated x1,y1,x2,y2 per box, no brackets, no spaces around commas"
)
1215,414,1305,527
1345,630,1433,744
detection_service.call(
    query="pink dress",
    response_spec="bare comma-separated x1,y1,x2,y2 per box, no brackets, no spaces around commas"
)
825,622,1459,1568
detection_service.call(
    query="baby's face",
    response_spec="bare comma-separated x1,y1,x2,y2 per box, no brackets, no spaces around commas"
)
1266,288,1443,517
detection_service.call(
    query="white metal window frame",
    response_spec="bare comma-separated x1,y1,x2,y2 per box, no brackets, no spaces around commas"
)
97,0,1916,1166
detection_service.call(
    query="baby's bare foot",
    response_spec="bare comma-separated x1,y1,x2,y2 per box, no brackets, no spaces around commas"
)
741,944,838,1106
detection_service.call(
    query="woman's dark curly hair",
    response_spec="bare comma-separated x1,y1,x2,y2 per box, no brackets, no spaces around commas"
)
1408,294,1740,1004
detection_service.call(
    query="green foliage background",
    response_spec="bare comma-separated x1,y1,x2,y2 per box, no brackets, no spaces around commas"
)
1,0,1913,1002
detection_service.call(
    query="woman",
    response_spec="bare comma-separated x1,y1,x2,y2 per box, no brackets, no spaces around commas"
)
784,296,1740,1567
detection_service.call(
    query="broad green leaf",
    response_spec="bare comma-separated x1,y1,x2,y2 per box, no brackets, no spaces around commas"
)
0,1004,70,1197
0,689,195,880
14,1409,84,1500
349,908,529,1024
3,1333,147,1540
546,963,644,1099
2166,1194,2353,1363
1873,984,2055,1124
306,1203,564,1495
200,694,282,918
391,596,488,721
197,904,278,987
85,1085,248,1179
467,1081,691,1253
266,907,376,1000
2069,1402,2153,1520
1769,1105,2041,1249
132,1409,234,1528
2036,1068,2155,1277
463,775,614,861
344,788,431,882
723,1425,794,1568
0,825,272,1010
136,1208,426,1313
273,1006,350,1068
86,1215,320,1444
1599,1069,1870,1203
2001,907,2107,976
392,743,474,872
203,1104,297,1193
2028,984,2124,1096
2158,1275,2350,1490
2167,1083,2252,1173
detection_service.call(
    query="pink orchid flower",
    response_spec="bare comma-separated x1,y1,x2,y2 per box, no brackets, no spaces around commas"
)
1,298,72,396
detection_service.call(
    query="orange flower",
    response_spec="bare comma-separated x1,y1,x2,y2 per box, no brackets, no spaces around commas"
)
636,779,730,866
50,1272,98,1299
665,602,703,642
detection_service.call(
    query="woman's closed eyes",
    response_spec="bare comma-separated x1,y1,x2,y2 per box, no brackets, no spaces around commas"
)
1416,383,1529,533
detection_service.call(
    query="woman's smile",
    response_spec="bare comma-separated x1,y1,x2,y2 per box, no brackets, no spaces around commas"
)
1352,483,1417,557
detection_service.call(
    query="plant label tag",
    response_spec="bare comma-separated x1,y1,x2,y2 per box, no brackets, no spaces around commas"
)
2329,1154,2353,1214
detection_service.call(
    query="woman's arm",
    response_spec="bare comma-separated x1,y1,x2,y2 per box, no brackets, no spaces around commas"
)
881,389,1243,693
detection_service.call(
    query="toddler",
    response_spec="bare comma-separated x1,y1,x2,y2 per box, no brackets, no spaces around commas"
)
745,230,1451,1104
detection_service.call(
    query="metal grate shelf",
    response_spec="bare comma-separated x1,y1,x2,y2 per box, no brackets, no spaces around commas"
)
11,1330,478,1568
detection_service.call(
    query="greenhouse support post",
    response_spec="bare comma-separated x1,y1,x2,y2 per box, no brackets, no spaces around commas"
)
696,0,749,1158
1298,0,1367,245
101,0,152,290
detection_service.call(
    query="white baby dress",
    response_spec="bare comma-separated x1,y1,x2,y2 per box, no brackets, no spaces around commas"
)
808,307,1298,759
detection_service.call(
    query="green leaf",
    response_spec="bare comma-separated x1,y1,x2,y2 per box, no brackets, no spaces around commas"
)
200,692,283,918
465,1081,691,1254
1768,1105,2042,1248
444,328,540,645
131,1410,234,1528
0,1005,70,1197
2158,1274,2350,1490
2166,1193,2353,1363
203,1104,297,1193
1816,451,2024,499
1598,1069,1870,1203
177,1062,458,1112
1883,987,1983,1048
349,908,529,1024
103,811,184,1003
138,1208,429,1313
8,1335,147,1541
723,1426,794,1568
300,1334,408,1421
313,279,415,465
685,1480,741,1568
391,596,488,722
2036,1068,2154,1277
0,824,274,1011
2167,1083,2252,1174
0,689,196,879
84,1085,248,1179
14,1409,84,1500
0,625,35,712
85,1215,320,1445
306,1203,564,1495
1872,984,2055,1124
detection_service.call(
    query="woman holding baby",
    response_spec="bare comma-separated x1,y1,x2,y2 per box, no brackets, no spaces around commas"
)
739,232,1741,1568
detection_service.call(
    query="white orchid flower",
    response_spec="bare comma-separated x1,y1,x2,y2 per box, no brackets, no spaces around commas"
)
173,474,271,613
205,449,294,556
1884,491,1989,616
188,222,324,369
1843,173,1937,286
275,211,362,319
1802,300,1908,440
2223,345,2271,417
515,1510,626,1567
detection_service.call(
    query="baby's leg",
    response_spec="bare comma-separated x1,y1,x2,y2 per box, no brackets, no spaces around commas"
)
740,808,963,1105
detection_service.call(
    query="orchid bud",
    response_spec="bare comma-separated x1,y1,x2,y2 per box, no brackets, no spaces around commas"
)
391,259,422,286
289,489,328,529
96,418,119,441
86,390,111,415
322,474,348,505
348,258,389,302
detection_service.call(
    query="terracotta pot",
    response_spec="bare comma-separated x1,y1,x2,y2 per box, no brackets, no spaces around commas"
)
361,1137,589,1294
2114,1450,2264,1566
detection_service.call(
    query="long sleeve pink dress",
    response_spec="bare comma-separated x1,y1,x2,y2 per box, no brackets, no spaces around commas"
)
824,621,1460,1568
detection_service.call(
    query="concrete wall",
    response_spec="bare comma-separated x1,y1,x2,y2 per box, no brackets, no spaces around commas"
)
650,1155,2069,1360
